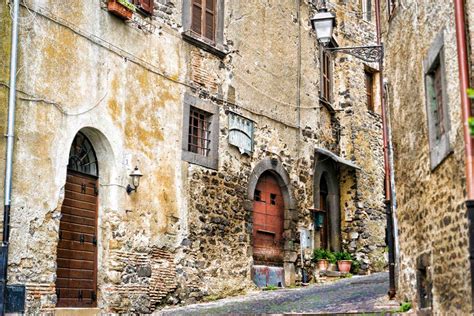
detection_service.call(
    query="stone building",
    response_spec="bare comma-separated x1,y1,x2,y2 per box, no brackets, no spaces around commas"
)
0,0,386,313
381,0,474,314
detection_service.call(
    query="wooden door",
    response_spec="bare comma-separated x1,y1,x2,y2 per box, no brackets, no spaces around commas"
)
253,172,284,265
56,171,98,307
320,193,329,250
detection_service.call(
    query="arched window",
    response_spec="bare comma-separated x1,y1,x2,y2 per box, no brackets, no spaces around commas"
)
68,132,98,176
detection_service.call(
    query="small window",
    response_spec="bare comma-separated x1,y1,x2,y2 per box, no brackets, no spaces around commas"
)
182,93,219,169
182,0,226,56
423,30,451,170
365,70,375,111
132,0,154,15
270,194,277,205
321,50,332,102
191,0,216,42
361,0,372,21
427,61,445,140
188,107,212,157
255,190,262,202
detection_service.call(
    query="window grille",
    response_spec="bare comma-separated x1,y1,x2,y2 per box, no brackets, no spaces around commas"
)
188,107,212,157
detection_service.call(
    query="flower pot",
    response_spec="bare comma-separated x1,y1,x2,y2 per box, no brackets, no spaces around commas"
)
317,259,329,271
108,0,134,20
337,260,352,273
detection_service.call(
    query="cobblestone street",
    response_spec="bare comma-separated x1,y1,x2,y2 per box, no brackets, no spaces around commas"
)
158,273,400,315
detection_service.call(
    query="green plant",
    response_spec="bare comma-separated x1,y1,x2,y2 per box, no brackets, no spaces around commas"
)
312,248,337,264
350,259,361,274
398,301,412,312
117,0,136,11
334,251,353,261
327,252,337,264
343,273,353,278
262,285,278,291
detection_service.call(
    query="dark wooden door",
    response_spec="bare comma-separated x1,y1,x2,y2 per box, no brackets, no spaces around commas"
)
253,173,284,265
320,193,329,250
56,171,98,307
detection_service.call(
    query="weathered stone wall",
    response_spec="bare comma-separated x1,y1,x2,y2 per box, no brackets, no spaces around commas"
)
0,0,387,313
381,1,472,314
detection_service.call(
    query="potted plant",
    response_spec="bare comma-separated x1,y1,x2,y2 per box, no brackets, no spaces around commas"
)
107,0,136,20
335,251,353,273
312,249,335,271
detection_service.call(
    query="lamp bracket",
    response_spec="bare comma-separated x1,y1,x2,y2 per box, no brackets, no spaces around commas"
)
325,45,384,63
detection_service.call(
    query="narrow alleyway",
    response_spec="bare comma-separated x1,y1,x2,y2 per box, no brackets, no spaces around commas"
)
158,273,399,315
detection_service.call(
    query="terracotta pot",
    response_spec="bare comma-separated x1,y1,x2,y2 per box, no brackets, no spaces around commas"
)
107,0,133,20
317,259,329,271
337,260,352,273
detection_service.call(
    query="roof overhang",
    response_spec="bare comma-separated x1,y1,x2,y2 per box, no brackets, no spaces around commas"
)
315,147,361,170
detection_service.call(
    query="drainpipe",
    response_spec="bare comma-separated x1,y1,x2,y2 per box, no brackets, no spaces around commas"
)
453,0,474,310
374,0,396,299
0,0,20,314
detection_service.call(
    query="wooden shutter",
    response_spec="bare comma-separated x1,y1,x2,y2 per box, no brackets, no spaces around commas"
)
192,0,202,35
205,0,215,41
140,0,154,14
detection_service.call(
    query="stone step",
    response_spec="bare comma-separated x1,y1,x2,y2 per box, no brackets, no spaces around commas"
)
54,308,100,316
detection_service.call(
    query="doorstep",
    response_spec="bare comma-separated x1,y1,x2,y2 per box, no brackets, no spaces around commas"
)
54,308,100,316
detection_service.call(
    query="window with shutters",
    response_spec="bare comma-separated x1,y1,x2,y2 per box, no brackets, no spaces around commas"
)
133,0,154,15
365,70,375,112
424,30,451,170
321,50,332,103
191,0,216,42
361,0,372,21
182,93,219,169
182,0,226,57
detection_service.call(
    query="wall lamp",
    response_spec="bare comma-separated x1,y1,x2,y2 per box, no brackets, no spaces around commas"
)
310,1,383,63
126,166,143,194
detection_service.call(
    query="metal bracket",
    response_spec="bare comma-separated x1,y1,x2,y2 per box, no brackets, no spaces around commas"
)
325,45,384,63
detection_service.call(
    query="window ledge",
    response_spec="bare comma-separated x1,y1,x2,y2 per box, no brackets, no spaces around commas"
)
319,98,336,114
182,30,228,59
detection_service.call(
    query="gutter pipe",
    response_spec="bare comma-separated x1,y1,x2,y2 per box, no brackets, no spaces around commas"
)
453,0,474,310
0,0,20,314
374,0,396,299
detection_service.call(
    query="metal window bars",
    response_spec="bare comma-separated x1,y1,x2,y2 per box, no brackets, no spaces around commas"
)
188,107,212,157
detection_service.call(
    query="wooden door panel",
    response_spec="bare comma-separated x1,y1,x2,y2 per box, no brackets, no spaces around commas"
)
253,173,284,265
56,172,98,308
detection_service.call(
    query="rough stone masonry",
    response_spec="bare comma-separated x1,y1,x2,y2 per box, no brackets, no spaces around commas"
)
0,0,387,313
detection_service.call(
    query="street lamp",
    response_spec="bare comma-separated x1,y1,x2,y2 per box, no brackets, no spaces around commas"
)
310,3,384,63
310,7,335,46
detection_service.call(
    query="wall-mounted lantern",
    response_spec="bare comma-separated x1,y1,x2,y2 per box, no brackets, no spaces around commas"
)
126,166,143,194
310,0,384,63
310,4,335,46
311,208,326,230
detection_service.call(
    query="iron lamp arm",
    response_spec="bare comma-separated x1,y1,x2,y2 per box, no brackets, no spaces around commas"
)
324,45,384,63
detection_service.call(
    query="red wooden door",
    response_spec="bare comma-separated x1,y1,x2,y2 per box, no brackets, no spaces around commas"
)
56,171,98,307
253,172,284,265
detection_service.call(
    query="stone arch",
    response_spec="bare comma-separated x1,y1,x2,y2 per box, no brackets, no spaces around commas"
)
247,157,295,211
247,157,296,286
55,127,118,307
314,156,341,252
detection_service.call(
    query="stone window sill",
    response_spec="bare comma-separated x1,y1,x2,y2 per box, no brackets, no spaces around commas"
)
319,98,336,114
182,30,228,59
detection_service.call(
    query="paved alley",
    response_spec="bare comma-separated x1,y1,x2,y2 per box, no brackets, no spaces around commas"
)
158,273,399,315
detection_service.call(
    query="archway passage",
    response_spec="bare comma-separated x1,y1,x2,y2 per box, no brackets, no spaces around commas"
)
253,172,284,266
56,132,98,307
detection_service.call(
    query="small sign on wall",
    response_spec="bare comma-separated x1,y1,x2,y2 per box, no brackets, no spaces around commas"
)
228,112,254,155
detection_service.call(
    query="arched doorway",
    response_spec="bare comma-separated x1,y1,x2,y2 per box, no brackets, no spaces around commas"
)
56,132,99,307
253,171,284,266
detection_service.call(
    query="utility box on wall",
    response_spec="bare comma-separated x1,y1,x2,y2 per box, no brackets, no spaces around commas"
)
300,229,313,250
